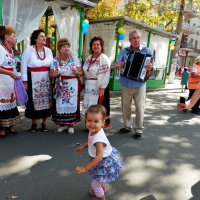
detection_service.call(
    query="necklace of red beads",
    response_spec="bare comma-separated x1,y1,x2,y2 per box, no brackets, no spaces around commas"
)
2,42,14,58
87,54,101,71
36,45,46,60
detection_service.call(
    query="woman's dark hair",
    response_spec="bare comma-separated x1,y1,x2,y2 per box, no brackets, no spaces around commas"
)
89,36,104,54
30,29,45,45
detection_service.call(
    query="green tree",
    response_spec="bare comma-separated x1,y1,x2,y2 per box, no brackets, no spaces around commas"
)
123,0,200,31
39,15,56,51
88,0,200,32
86,0,123,19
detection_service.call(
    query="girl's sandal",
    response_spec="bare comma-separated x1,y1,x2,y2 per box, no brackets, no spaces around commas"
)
101,185,107,193
88,185,106,196
89,189,95,196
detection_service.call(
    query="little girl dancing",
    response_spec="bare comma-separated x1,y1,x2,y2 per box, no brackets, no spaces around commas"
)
74,104,124,200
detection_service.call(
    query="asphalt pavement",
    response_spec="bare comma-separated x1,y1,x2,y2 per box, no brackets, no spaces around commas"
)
0,80,200,200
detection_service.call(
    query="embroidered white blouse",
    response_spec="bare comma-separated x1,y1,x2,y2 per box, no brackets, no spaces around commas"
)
0,44,17,111
88,128,112,158
21,46,53,81
83,53,111,88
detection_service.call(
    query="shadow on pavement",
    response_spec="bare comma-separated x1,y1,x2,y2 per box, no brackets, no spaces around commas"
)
189,180,200,200
140,195,157,200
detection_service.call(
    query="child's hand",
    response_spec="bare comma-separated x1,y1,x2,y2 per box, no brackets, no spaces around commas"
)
74,166,87,174
75,145,85,153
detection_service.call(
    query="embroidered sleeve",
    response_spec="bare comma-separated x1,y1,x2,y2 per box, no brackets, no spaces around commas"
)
21,47,31,81
50,58,59,70
97,54,111,88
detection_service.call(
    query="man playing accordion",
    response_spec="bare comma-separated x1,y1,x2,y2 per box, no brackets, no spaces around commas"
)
114,30,154,140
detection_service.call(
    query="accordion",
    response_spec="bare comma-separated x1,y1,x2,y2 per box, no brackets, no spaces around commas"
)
122,51,152,81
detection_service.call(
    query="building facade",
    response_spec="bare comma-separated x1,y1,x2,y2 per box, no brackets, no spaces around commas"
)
179,2,200,68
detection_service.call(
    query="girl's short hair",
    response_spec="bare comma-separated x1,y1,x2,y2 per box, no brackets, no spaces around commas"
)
89,36,104,54
30,29,45,45
0,25,16,41
57,38,70,51
86,104,106,120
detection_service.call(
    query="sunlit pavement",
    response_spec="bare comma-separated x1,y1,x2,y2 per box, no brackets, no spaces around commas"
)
0,85,200,200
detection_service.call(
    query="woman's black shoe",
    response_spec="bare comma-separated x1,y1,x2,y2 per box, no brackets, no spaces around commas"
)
30,124,37,133
118,128,132,134
41,123,48,132
132,133,142,140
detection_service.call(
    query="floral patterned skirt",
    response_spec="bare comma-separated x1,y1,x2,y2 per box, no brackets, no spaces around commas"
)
89,147,124,183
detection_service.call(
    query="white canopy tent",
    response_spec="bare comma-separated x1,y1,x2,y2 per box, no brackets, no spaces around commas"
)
2,0,96,56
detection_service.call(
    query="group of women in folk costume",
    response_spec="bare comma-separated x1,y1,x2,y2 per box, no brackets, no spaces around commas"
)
0,25,111,136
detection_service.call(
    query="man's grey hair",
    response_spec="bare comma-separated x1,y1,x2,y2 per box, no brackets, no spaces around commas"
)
129,30,142,39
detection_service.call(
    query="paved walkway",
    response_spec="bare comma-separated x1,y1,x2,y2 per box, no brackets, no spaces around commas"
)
0,81,200,200
159,78,182,91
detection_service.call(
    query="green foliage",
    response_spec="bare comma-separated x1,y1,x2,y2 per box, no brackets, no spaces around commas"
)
39,15,56,51
39,16,55,38
86,0,123,19
87,0,200,32
124,0,179,31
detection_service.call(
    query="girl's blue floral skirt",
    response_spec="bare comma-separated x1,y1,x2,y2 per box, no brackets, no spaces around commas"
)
88,147,124,183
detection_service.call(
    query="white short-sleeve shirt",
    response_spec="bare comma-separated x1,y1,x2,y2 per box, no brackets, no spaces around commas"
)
88,128,112,158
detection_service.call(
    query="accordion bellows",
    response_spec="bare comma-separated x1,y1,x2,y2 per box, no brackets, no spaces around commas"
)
122,51,152,81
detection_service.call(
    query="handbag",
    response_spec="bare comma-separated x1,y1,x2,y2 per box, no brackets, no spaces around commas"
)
14,79,28,107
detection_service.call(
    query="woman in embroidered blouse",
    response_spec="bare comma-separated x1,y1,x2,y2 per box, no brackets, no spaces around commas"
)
21,29,53,133
83,36,111,128
50,38,83,134
0,25,21,137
